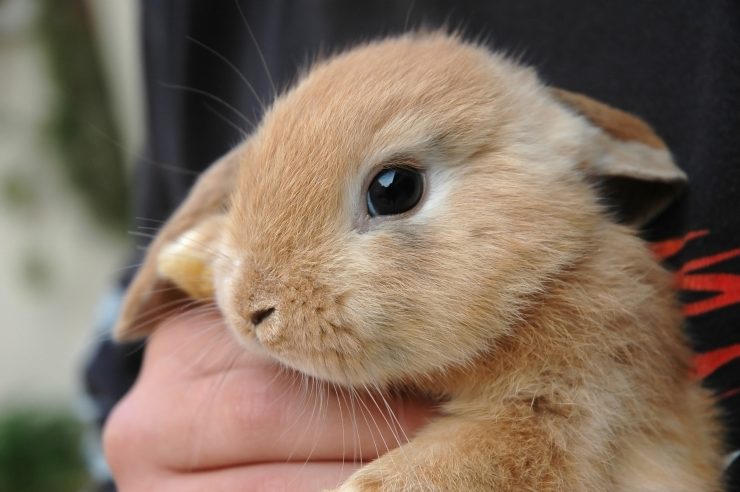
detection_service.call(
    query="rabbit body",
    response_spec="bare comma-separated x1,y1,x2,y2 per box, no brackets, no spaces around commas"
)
118,33,723,491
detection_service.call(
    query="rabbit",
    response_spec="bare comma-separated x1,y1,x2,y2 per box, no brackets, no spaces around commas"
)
114,32,724,491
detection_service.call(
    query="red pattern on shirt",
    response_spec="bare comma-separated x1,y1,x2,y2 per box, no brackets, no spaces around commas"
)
651,230,740,379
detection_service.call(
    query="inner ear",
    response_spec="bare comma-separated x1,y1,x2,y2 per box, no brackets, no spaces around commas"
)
157,214,226,301
591,175,681,226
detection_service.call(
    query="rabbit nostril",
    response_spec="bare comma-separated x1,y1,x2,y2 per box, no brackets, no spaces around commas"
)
250,307,275,326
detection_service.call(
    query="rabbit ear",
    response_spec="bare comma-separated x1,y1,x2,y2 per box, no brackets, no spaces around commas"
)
552,88,687,226
114,145,242,341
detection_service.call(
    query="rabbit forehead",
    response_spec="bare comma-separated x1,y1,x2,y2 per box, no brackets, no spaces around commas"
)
230,34,541,242
267,33,535,158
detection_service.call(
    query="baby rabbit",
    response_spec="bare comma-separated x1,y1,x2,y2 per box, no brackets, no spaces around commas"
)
115,33,724,491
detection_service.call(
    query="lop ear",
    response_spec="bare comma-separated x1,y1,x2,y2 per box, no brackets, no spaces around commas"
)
551,88,687,226
114,145,242,341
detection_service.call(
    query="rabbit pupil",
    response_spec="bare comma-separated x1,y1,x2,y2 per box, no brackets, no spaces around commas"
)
366,167,424,217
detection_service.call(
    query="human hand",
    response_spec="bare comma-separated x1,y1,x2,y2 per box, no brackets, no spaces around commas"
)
103,306,433,491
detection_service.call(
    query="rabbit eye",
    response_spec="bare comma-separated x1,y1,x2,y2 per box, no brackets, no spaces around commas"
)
366,167,424,217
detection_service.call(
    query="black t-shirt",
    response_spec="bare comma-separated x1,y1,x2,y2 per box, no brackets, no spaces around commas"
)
85,1,740,489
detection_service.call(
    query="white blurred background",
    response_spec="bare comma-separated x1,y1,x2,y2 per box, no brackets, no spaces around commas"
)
0,0,140,406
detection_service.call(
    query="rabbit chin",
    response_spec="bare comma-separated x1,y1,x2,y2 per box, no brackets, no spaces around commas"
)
227,319,383,387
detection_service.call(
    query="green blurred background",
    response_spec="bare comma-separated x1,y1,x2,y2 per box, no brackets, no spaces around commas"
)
0,0,141,489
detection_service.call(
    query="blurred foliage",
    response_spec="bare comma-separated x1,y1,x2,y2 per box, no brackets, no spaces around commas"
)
0,172,38,212
36,0,129,233
1,172,55,294
0,407,90,492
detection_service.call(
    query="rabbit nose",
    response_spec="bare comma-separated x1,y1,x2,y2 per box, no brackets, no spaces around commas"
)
250,307,275,326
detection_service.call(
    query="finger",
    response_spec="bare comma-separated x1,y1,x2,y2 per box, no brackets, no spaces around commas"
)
121,462,358,492
142,304,248,379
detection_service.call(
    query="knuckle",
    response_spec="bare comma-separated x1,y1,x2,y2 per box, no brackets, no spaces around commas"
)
102,389,151,477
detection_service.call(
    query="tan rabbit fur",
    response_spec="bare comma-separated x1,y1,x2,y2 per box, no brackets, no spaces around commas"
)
116,33,724,491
